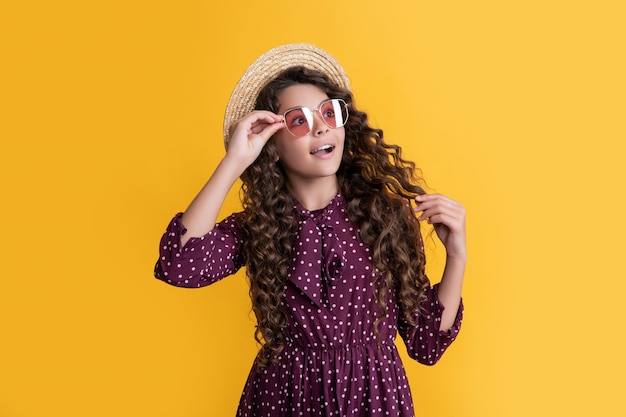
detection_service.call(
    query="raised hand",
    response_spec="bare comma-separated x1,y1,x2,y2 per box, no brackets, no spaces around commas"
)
415,193,467,260
226,110,285,167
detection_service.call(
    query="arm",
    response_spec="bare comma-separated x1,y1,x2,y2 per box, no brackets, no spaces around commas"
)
154,212,245,287
154,111,285,287
398,284,463,365
179,111,285,246
415,193,467,331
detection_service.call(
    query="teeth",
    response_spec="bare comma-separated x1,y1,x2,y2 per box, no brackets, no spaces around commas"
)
311,145,333,154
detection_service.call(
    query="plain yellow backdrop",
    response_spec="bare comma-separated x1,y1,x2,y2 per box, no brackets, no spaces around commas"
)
1,1,625,416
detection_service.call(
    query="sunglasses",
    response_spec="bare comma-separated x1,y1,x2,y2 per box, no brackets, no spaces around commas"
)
281,98,349,137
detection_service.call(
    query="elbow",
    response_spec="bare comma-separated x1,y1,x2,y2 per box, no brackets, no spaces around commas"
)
154,257,175,282
420,353,443,366
153,260,205,288
406,345,444,366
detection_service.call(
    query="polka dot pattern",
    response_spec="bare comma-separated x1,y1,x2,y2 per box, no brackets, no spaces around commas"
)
155,194,463,416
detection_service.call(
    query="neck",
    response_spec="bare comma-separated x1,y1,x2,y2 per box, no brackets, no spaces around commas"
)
287,176,339,211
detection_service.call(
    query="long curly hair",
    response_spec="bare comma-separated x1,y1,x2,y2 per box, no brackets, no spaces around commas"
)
239,66,429,368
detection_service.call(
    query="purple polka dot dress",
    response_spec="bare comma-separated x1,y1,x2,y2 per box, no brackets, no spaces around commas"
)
155,194,463,416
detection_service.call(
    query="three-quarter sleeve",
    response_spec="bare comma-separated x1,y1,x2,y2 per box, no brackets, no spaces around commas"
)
154,212,245,288
398,283,464,365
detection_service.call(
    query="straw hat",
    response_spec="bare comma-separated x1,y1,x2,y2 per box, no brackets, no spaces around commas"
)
223,43,351,149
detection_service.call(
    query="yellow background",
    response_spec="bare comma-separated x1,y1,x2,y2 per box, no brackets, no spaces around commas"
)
1,1,625,416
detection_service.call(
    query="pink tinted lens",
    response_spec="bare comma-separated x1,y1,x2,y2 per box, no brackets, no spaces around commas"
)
284,108,311,137
320,99,347,128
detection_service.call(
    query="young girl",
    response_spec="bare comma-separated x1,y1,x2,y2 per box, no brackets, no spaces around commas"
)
155,43,466,417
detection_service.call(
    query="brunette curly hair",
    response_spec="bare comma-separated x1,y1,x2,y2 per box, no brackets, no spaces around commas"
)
239,66,430,369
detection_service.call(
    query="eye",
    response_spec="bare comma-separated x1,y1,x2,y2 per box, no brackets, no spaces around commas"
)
320,101,336,119
284,109,308,127
289,116,306,127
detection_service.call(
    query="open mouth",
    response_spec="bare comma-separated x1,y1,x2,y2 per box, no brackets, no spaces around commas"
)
310,144,335,155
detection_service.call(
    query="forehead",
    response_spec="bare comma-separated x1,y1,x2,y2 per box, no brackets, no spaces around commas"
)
276,84,329,113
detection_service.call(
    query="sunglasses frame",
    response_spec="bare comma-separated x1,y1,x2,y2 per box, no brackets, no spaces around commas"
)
281,98,349,137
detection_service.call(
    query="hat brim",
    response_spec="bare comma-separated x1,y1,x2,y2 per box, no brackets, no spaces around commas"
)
223,43,350,149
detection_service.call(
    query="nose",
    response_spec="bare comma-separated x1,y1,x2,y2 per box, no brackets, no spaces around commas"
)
312,111,329,136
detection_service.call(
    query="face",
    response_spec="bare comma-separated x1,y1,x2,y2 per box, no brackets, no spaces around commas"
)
272,84,345,187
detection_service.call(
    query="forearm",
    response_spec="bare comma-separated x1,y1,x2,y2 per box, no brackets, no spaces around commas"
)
180,156,244,246
437,254,466,331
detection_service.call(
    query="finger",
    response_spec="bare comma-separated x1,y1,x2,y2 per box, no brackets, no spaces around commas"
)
249,113,282,127
417,204,465,223
415,197,464,220
233,111,282,133
246,110,282,122
249,120,276,135
425,215,463,235
415,193,443,203
256,119,285,139
415,193,462,207
415,200,460,217
417,208,445,222
425,212,452,224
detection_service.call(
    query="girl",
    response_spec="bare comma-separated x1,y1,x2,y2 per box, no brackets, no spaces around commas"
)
155,43,466,417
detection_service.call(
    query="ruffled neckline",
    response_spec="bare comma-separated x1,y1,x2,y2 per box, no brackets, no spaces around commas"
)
292,193,345,224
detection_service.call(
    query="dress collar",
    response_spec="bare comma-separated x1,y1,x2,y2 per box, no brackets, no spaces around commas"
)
292,193,345,223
